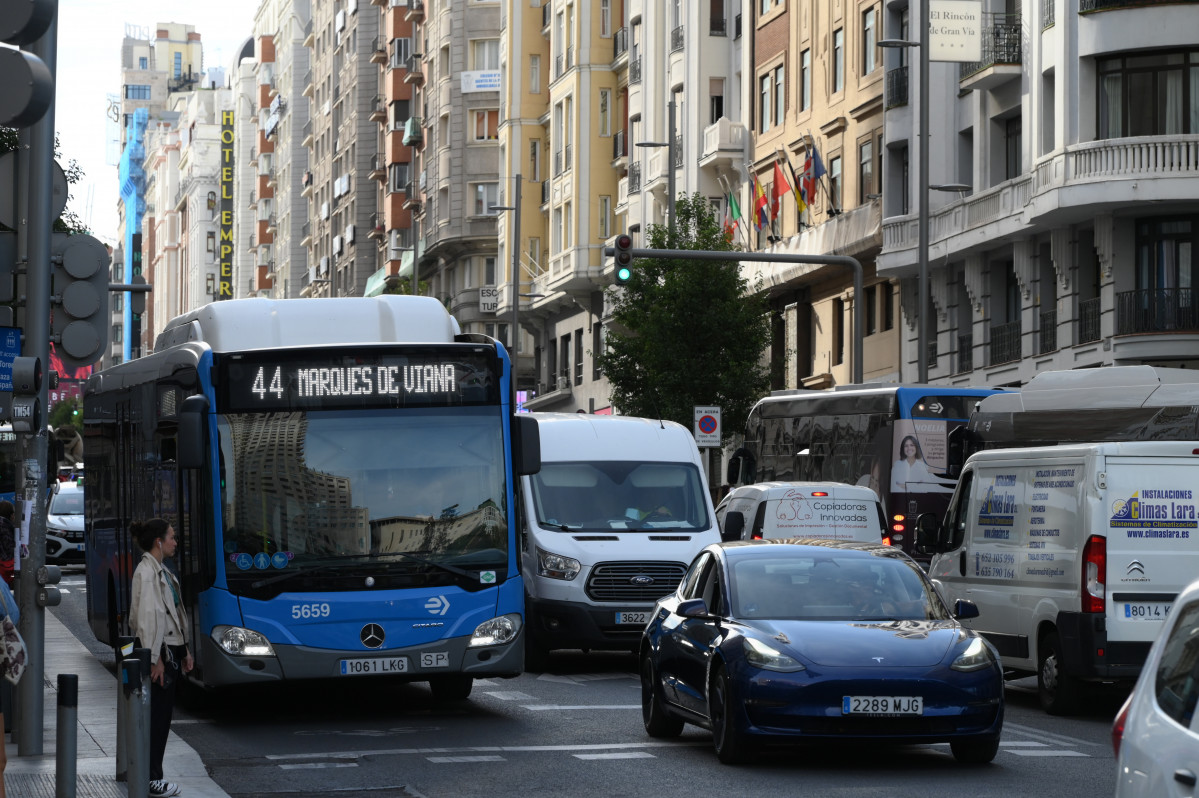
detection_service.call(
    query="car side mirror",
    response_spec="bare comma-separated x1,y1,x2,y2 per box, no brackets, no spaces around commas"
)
954,599,979,620
915,512,943,553
676,598,710,619
722,511,745,542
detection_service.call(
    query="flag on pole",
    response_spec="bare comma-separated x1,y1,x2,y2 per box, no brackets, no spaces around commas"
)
771,160,789,223
781,149,807,215
752,173,770,230
802,143,827,211
724,188,741,242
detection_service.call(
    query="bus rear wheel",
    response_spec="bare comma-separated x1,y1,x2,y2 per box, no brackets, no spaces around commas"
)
429,675,473,701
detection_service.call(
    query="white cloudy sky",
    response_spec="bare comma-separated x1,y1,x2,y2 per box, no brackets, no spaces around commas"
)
56,1,261,244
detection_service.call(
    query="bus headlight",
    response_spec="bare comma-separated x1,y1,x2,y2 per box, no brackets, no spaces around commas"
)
469,613,522,647
212,625,276,657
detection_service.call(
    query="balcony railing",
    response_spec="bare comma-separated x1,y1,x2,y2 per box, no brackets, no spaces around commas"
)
1081,0,1198,9
541,180,550,204
710,16,727,36
542,2,550,28
555,54,564,79
1116,288,1199,334
927,340,938,369
670,25,684,53
629,56,642,85
565,143,572,171
1039,309,1058,353
956,333,973,373
630,162,642,193
614,27,628,57
553,149,563,176
989,320,1022,365
960,13,1022,80
1043,0,1055,27
566,45,574,69
1078,297,1102,343
885,66,909,108
674,135,683,168
613,129,626,159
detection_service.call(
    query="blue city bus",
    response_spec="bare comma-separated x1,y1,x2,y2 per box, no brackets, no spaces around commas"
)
726,384,1004,559
83,296,540,699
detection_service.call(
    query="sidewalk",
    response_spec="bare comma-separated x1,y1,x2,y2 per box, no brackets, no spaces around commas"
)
4,610,232,798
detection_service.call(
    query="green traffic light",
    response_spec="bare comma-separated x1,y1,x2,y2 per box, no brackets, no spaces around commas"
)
616,266,632,282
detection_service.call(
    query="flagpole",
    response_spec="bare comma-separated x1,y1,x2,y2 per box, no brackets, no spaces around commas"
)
777,146,806,230
806,132,838,215
720,174,753,250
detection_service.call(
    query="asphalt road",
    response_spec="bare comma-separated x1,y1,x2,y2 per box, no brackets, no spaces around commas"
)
51,573,1128,798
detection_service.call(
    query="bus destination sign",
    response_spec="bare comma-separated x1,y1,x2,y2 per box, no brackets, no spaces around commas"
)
218,347,499,411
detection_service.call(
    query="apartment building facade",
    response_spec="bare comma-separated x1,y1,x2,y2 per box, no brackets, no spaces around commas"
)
878,0,1199,385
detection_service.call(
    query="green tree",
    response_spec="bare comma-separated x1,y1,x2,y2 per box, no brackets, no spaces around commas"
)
49,396,82,433
595,193,771,442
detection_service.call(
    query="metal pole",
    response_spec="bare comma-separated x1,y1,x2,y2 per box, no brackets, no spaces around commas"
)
666,97,676,236
917,0,930,383
56,674,78,798
115,636,135,781
17,0,57,756
122,656,148,798
510,174,522,359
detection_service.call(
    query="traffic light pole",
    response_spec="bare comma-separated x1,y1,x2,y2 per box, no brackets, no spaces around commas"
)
16,2,58,756
605,245,865,385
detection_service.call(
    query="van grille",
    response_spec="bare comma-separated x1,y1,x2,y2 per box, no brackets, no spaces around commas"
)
585,561,687,602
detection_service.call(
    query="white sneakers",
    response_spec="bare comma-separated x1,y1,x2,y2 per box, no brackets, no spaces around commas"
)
149,780,181,797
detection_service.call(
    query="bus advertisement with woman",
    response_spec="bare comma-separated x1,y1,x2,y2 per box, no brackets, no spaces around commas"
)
727,385,1003,559
84,296,539,700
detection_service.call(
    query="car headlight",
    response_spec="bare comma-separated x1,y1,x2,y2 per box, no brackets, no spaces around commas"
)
536,546,581,580
469,613,522,647
212,625,276,657
743,636,806,672
951,637,995,672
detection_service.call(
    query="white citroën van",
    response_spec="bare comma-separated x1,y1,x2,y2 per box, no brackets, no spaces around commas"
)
918,441,1199,714
715,482,887,543
520,413,721,668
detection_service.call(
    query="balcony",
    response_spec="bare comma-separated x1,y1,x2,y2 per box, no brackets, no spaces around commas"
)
541,180,550,205
302,69,314,99
989,320,1021,366
612,129,627,162
959,13,1022,91
369,153,387,182
670,25,684,53
956,333,973,374
403,55,424,85
402,116,423,146
541,2,550,29
301,169,314,198
613,27,628,60
301,119,313,148
1043,0,1055,27
370,37,387,65
629,56,642,85
1078,297,1102,344
710,16,727,36
403,180,422,210
368,213,386,240
885,66,909,109
369,96,387,123
1039,309,1058,354
265,214,278,235
1116,288,1199,335
300,221,312,247
698,118,745,171
404,0,425,23
629,162,642,193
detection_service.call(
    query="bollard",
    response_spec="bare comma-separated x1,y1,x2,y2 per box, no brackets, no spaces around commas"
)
115,636,135,782
56,673,78,798
121,657,148,798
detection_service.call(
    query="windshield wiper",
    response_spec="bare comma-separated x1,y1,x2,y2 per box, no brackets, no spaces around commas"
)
371,550,479,579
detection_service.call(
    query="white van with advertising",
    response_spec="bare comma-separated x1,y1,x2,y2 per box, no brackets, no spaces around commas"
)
715,482,887,543
520,413,722,668
917,441,1199,714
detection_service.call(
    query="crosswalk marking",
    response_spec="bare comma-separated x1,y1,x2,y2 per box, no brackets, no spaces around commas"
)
480,691,534,701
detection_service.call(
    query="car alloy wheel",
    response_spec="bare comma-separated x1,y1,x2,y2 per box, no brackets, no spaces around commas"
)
709,666,750,765
640,654,683,738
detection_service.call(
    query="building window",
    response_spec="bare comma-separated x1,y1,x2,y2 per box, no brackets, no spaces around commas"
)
389,162,410,194
1005,116,1022,180
474,109,499,141
599,196,611,239
559,334,571,384
530,54,541,93
592,321,603,380
833,29,844,92
173,51,182,79
473,39,500,70
833,298,845,365
599,89,612,136
865,285,878,335
529,140,541,181
882,282,895,330
801,49,811,111
391,38,411,69
774,65,785,129
710,78,725,123
858,139,874,202
206,232,216,253
1097,48,1199,139
485,256,496,285
474,182,499,215
139,57,147,69
759,74,771,132
125,85,151,100
600,0,612,36
862,8,877,75
390,99,410,130
829,155,842,211
574,329,584,384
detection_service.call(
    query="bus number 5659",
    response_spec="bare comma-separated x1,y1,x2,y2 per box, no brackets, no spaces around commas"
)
291,603,332,619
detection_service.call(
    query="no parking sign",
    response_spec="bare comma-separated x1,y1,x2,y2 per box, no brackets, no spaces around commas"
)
693,406,721,448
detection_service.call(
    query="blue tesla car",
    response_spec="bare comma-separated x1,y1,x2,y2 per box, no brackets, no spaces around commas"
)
639,539,1003,764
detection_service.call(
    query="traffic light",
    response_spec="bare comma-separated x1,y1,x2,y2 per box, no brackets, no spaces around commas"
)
613,233,634,285
0,0,56,127
51,232,111,370
12,355,42,433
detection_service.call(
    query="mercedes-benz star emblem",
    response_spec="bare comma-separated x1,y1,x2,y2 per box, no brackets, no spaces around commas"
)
360,623,385,649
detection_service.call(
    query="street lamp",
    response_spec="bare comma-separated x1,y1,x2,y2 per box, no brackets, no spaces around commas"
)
880,3,929,382
634,95,676,236
489,173,523,359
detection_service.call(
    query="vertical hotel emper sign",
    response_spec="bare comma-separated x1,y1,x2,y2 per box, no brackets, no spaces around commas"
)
220,111,235,299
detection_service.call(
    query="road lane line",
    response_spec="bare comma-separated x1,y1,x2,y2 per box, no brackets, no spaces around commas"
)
278,762,360,770
1000,741,1047,747
1003,721,1104,747
480,691,535,701
427,756,506,763
523,704,639,711
1007,750,1090,757
574,752,656,761
266,741,705,762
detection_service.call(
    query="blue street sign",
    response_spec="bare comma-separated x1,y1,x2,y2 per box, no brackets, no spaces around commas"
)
0,326,22,392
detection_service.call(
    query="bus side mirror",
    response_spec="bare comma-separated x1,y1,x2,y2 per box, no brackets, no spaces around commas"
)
513,414,541,476
722,511,745,542
915,512,943,553
177,395,210,470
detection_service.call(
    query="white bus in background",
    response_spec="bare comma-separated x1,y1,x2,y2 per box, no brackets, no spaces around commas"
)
519,413,722,669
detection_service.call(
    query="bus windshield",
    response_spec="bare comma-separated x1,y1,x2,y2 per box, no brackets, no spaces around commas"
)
218,407,508,597
530,461,711,532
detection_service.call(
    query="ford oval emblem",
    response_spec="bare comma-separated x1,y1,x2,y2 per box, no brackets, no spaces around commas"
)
630,575,655,586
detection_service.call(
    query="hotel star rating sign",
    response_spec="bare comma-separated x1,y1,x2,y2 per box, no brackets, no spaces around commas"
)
694,406,721,448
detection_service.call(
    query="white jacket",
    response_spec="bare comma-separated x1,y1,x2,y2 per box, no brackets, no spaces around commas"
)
129,552,189,665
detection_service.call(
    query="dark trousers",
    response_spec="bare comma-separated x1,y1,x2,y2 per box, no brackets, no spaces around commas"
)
149,644,185,781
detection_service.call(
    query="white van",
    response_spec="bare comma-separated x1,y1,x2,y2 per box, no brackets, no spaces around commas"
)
715,482,887,543
918,441,1199,714
520,413,721,667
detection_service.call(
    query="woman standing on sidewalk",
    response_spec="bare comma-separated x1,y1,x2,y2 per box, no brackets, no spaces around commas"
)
130,519,193,798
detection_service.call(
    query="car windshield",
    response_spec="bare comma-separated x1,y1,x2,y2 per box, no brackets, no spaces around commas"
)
49,488,83,516
529,461,711,532
730,551,951,621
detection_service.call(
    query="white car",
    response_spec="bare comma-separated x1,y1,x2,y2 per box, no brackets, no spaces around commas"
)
1112,578,1199,797
46,480,85,566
